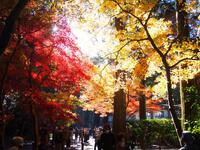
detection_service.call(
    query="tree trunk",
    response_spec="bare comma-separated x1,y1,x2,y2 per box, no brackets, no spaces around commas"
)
113,89,126,137
0,42,19,149
0,0,29,56
31,103,39,150
139,94,146,150
139,94,146,120
165,65,182,145
176,0,189,40
180,80,185,130
0,87,5,150
0,119,5,150
176,0,189,133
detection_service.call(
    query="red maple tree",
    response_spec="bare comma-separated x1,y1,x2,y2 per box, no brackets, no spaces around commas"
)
0,3,92,149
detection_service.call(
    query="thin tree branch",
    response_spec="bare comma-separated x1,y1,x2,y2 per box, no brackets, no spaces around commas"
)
112,0,165,59
164,37,178,56
99,63,110,77
143,25,165,58
170,55,200,68
112,0,143,24
105,38,148,58
144,4,156,26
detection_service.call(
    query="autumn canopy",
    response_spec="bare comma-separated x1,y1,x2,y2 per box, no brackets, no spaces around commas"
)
0,0,200,149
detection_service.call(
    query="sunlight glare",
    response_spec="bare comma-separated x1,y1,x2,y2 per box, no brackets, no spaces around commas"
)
52,25,58,32
70,22,100,57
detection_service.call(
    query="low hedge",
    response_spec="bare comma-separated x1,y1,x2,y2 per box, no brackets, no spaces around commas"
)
127,119,179,148
188,120,200,146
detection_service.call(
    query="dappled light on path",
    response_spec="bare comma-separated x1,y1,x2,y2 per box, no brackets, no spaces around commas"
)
68,136,95,150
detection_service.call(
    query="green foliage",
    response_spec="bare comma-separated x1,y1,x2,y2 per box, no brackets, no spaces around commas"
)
143,71,162,87
186,120,200,146
127,119,179,148
190,120,200,134
184,85,200,122
184,85,200,145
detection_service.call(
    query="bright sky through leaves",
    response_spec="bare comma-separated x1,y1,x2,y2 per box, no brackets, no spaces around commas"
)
70,22,100,57
68,6,115,58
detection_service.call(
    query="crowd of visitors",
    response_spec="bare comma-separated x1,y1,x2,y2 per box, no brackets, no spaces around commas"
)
93,124,132,150
7,124,200,150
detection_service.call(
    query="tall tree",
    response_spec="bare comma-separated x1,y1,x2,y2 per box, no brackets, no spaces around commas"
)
0,1,92,149
96,0,199,144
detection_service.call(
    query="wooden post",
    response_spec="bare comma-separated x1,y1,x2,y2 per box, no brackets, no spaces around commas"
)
113,89,126,136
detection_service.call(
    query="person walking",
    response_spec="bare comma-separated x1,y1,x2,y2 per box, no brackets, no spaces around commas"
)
8,136,24,150
100,124,115,150
94,127,103,150
116,133,127,150
54,127,63,150
74,127,79,141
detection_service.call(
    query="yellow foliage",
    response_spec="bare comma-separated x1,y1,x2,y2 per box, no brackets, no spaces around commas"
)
68,0,200,113
148,18,172,39
99,1,118,12
133,58,148,80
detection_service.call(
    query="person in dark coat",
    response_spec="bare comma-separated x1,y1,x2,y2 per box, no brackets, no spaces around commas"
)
39,127,49,150
54,127,63,150
8,136,24,150
100,124,115,150
94,127,103,150
179,131,199,150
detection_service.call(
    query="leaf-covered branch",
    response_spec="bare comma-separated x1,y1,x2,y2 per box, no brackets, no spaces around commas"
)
143,25,165,58
144,1,159,26
164,37,178,57
112,0,143,24
112,0,165,59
